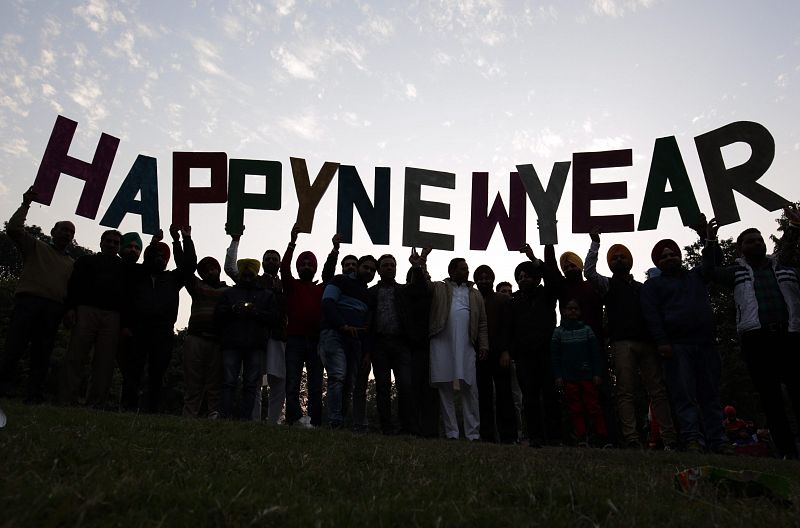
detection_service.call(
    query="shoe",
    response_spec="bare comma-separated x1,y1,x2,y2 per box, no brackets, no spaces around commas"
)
626,440,644,450
577,441,589,448
684,441,704,453
663,442,678,452
528,439,543,448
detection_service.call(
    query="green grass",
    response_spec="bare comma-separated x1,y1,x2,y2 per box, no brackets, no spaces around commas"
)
1,401,799,527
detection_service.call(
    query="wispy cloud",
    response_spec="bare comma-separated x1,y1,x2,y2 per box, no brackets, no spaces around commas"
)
272,46,317,80
275,0,295,17
512,128,565,158
587,134,633,151
73,0,127,33
2,138,29,157
590,0,659,18
272,38,367,80
280,111,323,140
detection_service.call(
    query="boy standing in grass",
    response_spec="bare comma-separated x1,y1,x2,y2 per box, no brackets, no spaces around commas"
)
550,299,608,447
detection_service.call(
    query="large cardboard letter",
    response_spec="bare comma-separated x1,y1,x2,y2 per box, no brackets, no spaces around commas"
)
402,167,455,251
99,155,160,234
172,152,228,230
638,137,702,230
516,162,570,244
336,165,390,245
32,115,120,218
694,121,789,225
226,159,282,234
571,150,634,233
291,157,339,233
470,172,526,250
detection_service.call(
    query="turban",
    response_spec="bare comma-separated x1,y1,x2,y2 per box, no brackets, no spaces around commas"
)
296,251,318,270
651,239,681,267
121,232,143,250
143,242,171,264
237,258,261,276
606,244,632,267
473,264,495,281
559,251,584,272
514,261,541,282
197,256,220,273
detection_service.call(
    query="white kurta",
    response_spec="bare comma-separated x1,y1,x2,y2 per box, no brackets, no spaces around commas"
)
430,284,476,385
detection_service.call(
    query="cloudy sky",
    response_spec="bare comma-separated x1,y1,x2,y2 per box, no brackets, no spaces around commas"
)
1,0,798,327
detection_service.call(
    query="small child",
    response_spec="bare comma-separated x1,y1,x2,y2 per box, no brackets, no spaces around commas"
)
551,299,608,446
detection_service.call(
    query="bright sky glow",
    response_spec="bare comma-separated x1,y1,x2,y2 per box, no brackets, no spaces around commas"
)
1,0,798,327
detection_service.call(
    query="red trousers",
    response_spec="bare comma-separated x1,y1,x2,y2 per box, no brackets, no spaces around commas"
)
564,380,607,438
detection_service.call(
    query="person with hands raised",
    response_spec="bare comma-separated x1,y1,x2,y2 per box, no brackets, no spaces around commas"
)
118,224,196,413
215,258,280,420
0,186,75,403
702,208,800,459
584,226,677,450
222,223,287,423
640,229,728,454
502,242,562,447
280,224,338,427
319,254,377,428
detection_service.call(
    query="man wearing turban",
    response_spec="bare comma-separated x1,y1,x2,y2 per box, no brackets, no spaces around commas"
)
280,224,339,428
215,256,280,419
584,228,677,450
640,236,729,453
223,227,287,423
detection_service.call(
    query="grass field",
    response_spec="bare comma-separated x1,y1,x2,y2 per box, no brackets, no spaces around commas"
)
1,401,798,527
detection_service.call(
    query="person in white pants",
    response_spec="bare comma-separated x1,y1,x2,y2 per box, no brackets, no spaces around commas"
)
418,253,488,441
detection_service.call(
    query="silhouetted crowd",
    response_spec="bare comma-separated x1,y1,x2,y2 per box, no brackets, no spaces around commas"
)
2,187,799,459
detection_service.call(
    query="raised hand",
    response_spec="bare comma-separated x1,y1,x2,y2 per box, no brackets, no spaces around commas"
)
22,186,36,206
169,224,181,241
332,233,342,251
520,243,536,261
151,229,164,244
589,226,601,243
180,225,192,239
290,223,301,244
689,213,708,240
409,247,424,266
225,222,244,242
706,218,719,240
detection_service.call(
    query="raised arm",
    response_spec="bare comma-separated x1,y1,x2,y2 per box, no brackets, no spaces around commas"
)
224,233,241,283
280,224,300,284
169,224,184,268
520,243,562,297
6,187,37,256
583,228,610,295
176,226,197,282
321,233,341,283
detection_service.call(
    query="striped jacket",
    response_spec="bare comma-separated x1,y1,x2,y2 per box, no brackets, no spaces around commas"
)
704,241,800,333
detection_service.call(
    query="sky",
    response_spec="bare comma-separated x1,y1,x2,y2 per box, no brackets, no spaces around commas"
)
1,0,798,328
